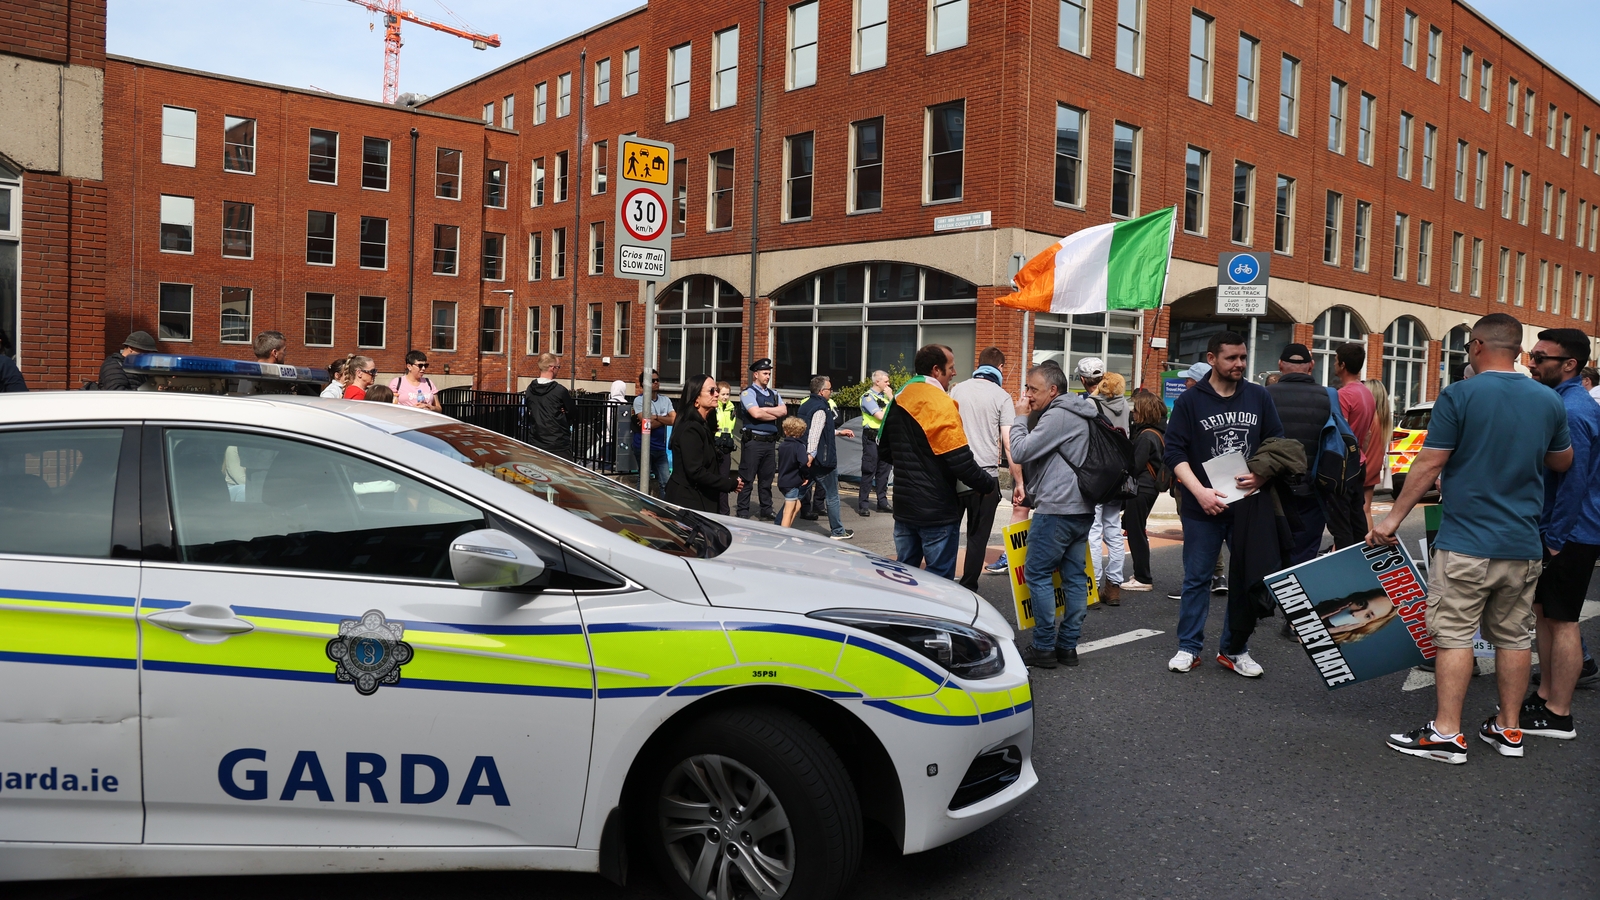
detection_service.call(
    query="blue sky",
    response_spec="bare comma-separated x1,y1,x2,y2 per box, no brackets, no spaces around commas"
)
108,1,1598,102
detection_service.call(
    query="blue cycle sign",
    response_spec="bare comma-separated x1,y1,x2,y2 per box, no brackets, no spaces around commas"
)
1216,251,1270,315
1227,254,1259,283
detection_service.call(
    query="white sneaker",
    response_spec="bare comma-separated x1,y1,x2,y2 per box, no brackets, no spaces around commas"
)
1120,578,1152,592
1168,650,1200,673
1218,651,1264,678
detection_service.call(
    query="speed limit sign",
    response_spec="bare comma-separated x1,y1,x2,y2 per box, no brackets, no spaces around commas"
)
614,136,674,280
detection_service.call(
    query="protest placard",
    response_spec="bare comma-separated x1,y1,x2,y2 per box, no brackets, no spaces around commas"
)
1001,520,1098,630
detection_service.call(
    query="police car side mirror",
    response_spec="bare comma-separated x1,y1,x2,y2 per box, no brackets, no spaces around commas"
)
449,529,547,590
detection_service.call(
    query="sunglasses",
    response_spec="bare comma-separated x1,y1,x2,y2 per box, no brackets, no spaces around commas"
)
1530,353,1572,365
412,362,429,369
358,368,376,377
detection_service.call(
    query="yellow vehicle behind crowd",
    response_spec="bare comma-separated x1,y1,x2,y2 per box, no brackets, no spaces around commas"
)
1387,401,1433,497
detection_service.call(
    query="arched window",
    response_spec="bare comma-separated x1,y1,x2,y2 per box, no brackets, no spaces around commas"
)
1383,316,1429,413
1439,324,1469,387
0,158,19,361
656,275,743,387
1312,307,1366,385
769,263,977,390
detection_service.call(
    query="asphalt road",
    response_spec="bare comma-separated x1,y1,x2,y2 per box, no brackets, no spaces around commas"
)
19,503,1600,900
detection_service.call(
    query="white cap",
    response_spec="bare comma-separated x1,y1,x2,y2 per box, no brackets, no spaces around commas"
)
1076,357,1106,379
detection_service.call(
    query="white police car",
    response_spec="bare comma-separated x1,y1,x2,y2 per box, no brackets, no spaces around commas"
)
0,376,1035,898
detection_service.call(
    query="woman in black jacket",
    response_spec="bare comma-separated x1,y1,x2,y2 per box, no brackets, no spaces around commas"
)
665,373,743,512
1121,390,1169,591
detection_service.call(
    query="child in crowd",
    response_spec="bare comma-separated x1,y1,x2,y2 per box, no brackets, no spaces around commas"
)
776,416,810,527
364,384,394,403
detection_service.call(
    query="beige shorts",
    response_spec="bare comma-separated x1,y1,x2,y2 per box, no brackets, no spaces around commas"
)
1425,550,1540,650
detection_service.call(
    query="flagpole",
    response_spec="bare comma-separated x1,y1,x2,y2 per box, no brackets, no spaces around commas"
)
1020,311,1030,395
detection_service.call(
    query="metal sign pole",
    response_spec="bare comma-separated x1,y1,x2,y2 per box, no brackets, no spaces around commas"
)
1247,315,1258,383
639,279,657,493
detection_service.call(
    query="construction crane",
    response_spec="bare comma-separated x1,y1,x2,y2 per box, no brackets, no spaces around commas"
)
346,0,500,105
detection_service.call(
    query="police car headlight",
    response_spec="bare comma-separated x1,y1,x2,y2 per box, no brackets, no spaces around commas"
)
809,609,1006,680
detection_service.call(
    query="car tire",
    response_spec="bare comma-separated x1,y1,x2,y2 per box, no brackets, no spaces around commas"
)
640,706,862,900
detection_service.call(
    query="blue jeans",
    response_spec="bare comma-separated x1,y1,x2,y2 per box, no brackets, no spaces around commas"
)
645,451,670,496
819,469,846,534
1177,515,1236,655
893,521,960,580
1025,513,1095,653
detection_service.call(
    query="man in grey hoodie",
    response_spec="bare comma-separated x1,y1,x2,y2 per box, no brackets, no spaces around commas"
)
1009,363,1103,668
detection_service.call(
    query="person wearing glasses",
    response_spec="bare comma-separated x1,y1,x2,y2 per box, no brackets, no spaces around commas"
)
342,356,376,400
633,369,675,496
390,350,441,411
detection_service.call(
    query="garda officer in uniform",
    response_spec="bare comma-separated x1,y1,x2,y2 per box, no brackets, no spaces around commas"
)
857,369,893,516
736,359,788,520
714,381,740,515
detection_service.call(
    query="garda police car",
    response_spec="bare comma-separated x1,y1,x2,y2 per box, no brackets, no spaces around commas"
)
0,357,1035,898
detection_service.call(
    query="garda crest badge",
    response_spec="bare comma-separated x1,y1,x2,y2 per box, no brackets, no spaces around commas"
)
326,610,414,695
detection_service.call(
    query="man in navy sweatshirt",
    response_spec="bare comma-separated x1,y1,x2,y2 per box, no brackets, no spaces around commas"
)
1163,331,1284,678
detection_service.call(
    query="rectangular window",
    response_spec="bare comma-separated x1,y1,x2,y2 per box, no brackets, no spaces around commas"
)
1055,105,1085,208
482,306,504,354
1425,27,1441,81
1580,200,1590,249
222,201,253,258
1275,175,1295,254
932,0,969,53
525,306,541,354
304,293,334,347
552,228,566,278
589,222,606,275
1112,122,1140,218
1324,191,1343,265
1558,189,1568,239
1496,247,1510,302
1449,232,1464,291
162,106,197,167
1537,259,1549,310
358,296,386,348
1525,88,1535,133
361,137,389,190
1333,0,1349,30
1562,114,1573,155
710,149,735,229
1515,252,1527,305
359,216,387,269
305,211,335,265
1470,237,1483,296
1553,264,1563,315
1278,55,1299,135
713,27,740,109
528,232,543,281
555,151,569,202
1236,34,1259,119
1232,162,1254,244
1115,0,1143,75
1328,79,1347,153
595,58,611,106
1519,170,1531,224
1548,104,1558,147
502,94,515,128
1507,78,1518,126
1592,206,1600,251
431,302,457,352
624,48,640,96
1583,127,1592,168
1501,163,1514,218
1363,0,1379,46
535,82,547,125
484,160,507,208
1479,61,1492,110
1188,12,1213,102
1474,149,1487,208
433,224,459,275
531,158,545,207
306,129,341,186
790,1,818,89
436,148,461,200
551,305,566,355
1357,93,1375,164
1183,147,1208,234
587,303,602,356
1454,140,1468,201
1393,212,1409,279
1060,0,1088,56
927,101,966,203
1421,124,1436,188
1396,112,1413,178
615,301,632,356
483,102,494,124
673,158,688,233
223,115,254,173
220,287,252,344
483,232,505,281
858,0,889,69
592,141,608,195
852,116,885,212
558,72,571,117
1402,10,1417,67
1417,221,1432,284
668,44,692,121
159,195,193,253
1352,199,1371,271
785,132,814,221
1459,47,1473,100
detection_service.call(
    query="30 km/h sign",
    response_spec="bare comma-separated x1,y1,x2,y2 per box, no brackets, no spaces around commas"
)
614,135,674,281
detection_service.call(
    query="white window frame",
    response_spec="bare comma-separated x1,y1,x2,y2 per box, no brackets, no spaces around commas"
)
1328,78,1347,154
1501,162,1514,219
431,301,457,352
595,58,611,106
623,48,640,97
482,232,506,283
1449,231,1464,292
306,211,336,267
308,128,338,185
528,232,543,282
1362,0,1379,47
1324,190,1343,266
850,116,885,213
1469,237,1483,297
790,1,819,89
222,200,253,260
783,131,815,222
924,101,966,205
1278,55,1299,136
161,106,197,168
1396,111,1413,179
358,216,386,271
1274,174,1295,255
223,115,255,174
856,0,890,71
535,82,548,125
1421,123,1436,188
1183,146,1208,235
667,44,692,122
589,222,606,276
304,292,335,348
1059,0,1089,57
1352,199,1371,272
1479,60,1493,110
1392,212,1409,280
1474,148,1487,209
361,136,390,191
712,27,740,109
159,194,195,255
930,0,969,54
1357,93,1375,165
1507,78,1518,126
531,158,545,208
1496,246,1511,302
525,306,541,354
1401,10,1417,68
502,94,515,129
557,73,572,118
1417,221,1433,284
1110,121,1141,219
1231,161,1254,246
1236,33,1259,120
1454,140,1468,202
1187,12,1213,104
357,296,386,349
1114,0,1143,75
1425,27,1441,82
158,283,193,342
1459,47,1473,100
219,287,252,345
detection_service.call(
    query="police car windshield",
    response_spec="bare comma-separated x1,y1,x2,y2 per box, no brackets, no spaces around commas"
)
397,422,729,559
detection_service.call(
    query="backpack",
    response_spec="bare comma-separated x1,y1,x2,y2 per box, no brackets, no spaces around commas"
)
1061,410,1138,504
1312,387,1364,499
1140,428,1173,492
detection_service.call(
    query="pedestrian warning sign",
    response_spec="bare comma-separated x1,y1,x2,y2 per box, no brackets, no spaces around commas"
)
621,141,670,186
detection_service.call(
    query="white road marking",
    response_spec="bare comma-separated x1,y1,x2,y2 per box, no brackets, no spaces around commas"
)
1076,628,1164,655
1582,600,1599,622
1400,601,1597,691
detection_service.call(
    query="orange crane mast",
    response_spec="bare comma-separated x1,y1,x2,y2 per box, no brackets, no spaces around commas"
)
346,0,500,104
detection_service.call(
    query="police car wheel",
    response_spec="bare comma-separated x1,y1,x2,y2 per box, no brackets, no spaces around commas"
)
644,707,862,900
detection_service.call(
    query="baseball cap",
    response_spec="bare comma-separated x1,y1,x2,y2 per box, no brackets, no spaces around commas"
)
1279,343,1312,364
749,358,774,372
123,331,158,353
1182,361,1212,381
1075,357,1106,379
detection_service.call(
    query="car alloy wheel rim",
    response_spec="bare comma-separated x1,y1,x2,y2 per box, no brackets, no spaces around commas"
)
659,753,795,900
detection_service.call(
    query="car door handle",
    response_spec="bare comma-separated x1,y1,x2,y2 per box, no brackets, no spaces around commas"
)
145,604,255,642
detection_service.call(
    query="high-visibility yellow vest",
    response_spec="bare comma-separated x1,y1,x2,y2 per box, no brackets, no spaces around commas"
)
714,400,739,436
860,389,892,430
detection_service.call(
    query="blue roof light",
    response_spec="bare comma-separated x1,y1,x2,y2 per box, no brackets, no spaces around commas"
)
124,353,326,384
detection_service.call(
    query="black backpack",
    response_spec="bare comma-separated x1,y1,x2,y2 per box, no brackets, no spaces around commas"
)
1312,387,1364,499
1062,411,1138,504
1140,428,1174,492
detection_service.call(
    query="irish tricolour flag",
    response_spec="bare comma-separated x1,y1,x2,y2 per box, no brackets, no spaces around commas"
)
1002,206,1175,314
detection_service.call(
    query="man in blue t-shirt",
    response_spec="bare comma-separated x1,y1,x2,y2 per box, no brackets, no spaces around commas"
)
1371,313,1573,765
632,369,675,497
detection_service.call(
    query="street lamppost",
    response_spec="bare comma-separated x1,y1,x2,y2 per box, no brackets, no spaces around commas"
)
489,289,515,393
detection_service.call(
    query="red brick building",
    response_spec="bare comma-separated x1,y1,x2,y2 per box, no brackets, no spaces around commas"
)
83,1,1600,408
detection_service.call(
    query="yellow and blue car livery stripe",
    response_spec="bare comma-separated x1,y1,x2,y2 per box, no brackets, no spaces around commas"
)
0,588,138,670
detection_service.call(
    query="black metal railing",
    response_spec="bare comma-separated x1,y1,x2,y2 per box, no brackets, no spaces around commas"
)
438,387,635,476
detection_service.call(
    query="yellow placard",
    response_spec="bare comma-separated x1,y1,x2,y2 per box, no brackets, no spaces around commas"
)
1002,520,1099,631
620,141,670,185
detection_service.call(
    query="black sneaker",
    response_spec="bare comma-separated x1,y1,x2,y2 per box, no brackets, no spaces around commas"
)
1056,647,1078,666
856,506,871,517
1386,721,1468,765
1532,656,1600,688
800,512,820,521
876,503,893,513
1020,644,1058,669
1212,575,1229,594
1520,695,1577,740
1478,716,1525,757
